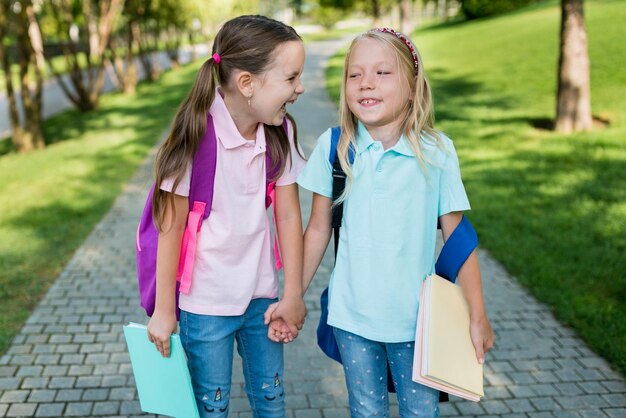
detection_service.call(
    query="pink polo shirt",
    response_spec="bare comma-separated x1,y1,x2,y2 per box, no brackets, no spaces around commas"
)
161,89,305,315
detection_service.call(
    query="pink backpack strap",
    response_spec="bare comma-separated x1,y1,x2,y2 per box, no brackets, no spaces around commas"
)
177,201,206,294
265,181,282,270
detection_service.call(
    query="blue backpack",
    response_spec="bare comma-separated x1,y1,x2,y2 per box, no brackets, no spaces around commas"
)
316,127,478,401
136,116,286,319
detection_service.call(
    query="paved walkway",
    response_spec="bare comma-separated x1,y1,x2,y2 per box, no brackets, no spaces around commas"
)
0,39,625,418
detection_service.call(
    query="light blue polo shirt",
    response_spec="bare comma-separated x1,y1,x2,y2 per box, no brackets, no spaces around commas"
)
298,122,471,342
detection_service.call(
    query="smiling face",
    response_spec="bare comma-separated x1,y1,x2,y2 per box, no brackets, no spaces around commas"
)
251,40,305,126
344,37,412,138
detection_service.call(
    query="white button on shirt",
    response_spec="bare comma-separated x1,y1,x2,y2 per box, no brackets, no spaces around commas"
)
161,89,305,316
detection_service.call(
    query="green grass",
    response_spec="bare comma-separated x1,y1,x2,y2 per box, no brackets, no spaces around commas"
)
0,61,201,354
326,0,626,374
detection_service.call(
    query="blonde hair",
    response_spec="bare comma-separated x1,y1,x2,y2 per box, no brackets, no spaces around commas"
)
336,29,443,202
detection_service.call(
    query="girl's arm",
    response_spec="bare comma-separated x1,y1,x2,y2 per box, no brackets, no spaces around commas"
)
265,192,333,342
302,193,333,295
439,211,495,364
271,183,306,336
147,193,188,358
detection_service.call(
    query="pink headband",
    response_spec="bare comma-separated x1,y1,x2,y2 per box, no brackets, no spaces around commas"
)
373,28,419,74
212,53,221,64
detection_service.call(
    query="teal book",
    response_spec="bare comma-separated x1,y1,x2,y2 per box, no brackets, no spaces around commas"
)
123,323,200,418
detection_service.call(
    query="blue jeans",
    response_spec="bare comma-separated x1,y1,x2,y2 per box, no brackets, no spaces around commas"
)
334,327,439,418
180,298,284,418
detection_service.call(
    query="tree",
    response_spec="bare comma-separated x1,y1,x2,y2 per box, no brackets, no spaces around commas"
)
156,0,193,70
399,0,416,34
44,0,124,112
555,0,592,133
0,0,45,152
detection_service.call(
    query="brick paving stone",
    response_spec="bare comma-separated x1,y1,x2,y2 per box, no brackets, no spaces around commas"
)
601,393,626,408
6,403,37,417
602,380,626,393
7,346,31,355
40,365,67,377
578,410,609,418
605,408,626,418
438,402,459,415
55,389,83,402
0,390,29,403
321,407,346,417
481,400,512,414
15,366,43,377
531,383,560,397
558,395,610,410
294,410,323,418
75,376,102,388
93,401,121,416
82,388,109,401
21,377,50,389
0,367,16,378
505,398,536,413
0,378,22,390
531,396,561,411
63,401,93,416
580,381,610,394
456,401,485,415
28,389,57,403
553,412,584,418
35,403,65,417
558,382,586,396
9,355,35,366
109,387,135,401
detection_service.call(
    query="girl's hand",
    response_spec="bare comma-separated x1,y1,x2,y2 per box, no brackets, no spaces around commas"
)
268,317,295,343
264,296,306,338
469,314,495,364
264,302,295,342
147,310,177,358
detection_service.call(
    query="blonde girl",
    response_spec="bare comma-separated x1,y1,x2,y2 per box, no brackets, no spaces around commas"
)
296,28,494,417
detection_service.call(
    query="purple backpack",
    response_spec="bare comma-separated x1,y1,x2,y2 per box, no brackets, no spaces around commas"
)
136,114,285,318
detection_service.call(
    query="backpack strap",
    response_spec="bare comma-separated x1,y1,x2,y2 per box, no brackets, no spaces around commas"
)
189,114,218,218
177,114,218,294
435,214,478,283
329,127,355,259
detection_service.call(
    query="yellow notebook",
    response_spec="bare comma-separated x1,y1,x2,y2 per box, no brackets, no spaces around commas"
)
412,274,484,401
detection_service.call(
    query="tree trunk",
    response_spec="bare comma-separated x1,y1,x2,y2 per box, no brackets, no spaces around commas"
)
45,0,123,112
0,0,45,152
371,0,381,26
437,0,447,19
166,28,181,70
555,0,592,133
399,0,414,34
105,21,138,95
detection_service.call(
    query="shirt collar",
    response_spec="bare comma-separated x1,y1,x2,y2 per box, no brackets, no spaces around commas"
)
210,87,266,150
355,121,415,157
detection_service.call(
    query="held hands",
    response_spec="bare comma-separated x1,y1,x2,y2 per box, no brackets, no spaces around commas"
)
263,296,307,343
147,310,177,358
469,313,495,365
